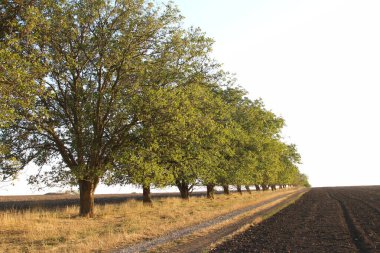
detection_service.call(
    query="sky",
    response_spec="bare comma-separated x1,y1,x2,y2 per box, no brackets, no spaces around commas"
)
171,0,380,187
1,0,380,195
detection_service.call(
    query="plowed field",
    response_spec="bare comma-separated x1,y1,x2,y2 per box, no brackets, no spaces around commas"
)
211,186,380,253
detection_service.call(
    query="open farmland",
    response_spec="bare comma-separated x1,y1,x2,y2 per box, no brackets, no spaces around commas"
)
211,186,380,253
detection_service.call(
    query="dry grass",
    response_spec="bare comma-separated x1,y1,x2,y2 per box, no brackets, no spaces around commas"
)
0,188,297,252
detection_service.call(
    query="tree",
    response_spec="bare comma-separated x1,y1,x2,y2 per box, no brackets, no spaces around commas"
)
277,143,302,187
298,173,311,187
210,87,247,195
0,0,215,217
192,86,240,199
211,89,283,195
155,83,229,200
250,108,284,190
108,82,229,201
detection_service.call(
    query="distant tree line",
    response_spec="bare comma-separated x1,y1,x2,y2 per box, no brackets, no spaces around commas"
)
0,0,310,217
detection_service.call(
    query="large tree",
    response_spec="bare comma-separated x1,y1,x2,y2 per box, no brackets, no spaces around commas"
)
0,0,215,217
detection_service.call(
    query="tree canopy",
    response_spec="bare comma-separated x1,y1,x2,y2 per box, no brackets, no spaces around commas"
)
0,0,309,217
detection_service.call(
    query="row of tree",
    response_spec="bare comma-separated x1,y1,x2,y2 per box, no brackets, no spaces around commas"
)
0,0,309,217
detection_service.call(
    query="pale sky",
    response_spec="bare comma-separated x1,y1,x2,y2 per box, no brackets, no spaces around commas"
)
172,0,380,187
1,1,379,195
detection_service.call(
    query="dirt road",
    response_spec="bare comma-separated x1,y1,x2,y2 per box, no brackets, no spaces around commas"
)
114,189,306,253
211,186,380,253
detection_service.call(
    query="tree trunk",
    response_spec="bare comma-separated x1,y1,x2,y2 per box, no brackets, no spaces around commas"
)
236,185,242,195
143,185,153,206
261,185,269,191
179,187,190,199
223,185,230,195
176,180,190,200
79,179,98,218
245,185,252,194
271,185,276,191
255,184,261,191
206,184,215,199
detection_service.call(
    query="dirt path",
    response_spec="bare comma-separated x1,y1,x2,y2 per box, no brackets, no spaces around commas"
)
156,189,307,253
211,186,380,253
112,188,307,253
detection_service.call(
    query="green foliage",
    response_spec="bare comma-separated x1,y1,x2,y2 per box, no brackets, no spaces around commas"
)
0,0,310,200
0,1,47,124
0,1,214,185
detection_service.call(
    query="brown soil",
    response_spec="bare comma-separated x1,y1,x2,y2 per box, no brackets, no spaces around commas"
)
210,186,380,253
